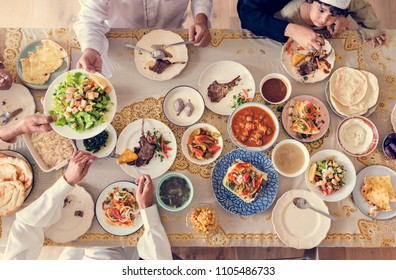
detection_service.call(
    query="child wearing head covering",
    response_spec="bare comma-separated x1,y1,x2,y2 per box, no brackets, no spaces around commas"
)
238,0,386,49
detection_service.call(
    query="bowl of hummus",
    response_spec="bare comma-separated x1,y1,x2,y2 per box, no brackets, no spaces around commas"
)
336,116,378,157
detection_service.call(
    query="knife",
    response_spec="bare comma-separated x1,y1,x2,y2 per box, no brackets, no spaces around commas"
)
10,107,23,119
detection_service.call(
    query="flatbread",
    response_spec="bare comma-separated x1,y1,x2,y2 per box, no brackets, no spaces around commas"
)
0,153,33,189
330,67,367,106
20,39,67,85
330,93,368,117
361,175,396,217
0,181,26,217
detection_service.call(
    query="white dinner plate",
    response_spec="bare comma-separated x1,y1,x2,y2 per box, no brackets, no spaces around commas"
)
116,118,177,179
95,181,143,236
45,185,94,243
134,29,188,81
305,149,356,202
43,69,117,140
0,83,36,123
16,39,70,90
281,95,330,143
198,60,255,115
272,189,331,249
281,38,335,83
181,123,223,165
391,104,396,131
352,165,396,220
76,124,117,158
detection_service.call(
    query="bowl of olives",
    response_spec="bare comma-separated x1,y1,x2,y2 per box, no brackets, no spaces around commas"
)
156,172,194,212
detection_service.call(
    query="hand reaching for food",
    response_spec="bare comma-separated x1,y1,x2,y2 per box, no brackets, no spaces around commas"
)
135,174,154,209
285,23,325,51
64,151,97,186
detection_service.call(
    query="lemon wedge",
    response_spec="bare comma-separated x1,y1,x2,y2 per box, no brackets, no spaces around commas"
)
308,163,317,182
89,73,107,89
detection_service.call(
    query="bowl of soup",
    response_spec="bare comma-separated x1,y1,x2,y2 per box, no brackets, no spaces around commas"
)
227,102,279,151
271,139,310,177
156,172,193,212
260,73,291,104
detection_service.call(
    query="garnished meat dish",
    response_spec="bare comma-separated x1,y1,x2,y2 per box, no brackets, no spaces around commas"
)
231,106,276,147
207,75,241,102
149,59,185,74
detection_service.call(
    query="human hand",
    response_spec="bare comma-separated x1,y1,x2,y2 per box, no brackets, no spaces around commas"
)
328,16,349,35
135,174,154,209
17,115,55,135
76,48,102,73
188,13,211,47
285,23,324,51
365,34,386,48
64,151,97,186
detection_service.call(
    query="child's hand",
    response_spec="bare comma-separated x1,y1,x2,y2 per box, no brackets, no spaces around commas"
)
285,23,325,51
365,34,386,48
328,17,349,35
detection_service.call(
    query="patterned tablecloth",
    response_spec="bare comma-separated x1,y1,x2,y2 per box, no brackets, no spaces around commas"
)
0,28,396,249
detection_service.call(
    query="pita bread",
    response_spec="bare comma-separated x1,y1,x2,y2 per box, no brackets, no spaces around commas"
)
330,70,379,116
0,153,33,189
330,67,367,106
0,181,26,217
20,39,67,85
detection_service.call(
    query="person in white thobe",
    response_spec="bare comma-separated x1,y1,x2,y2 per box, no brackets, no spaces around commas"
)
74,0,213,75
1,116,172,260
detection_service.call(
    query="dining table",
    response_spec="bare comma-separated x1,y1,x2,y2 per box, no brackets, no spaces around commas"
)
0,27,396,252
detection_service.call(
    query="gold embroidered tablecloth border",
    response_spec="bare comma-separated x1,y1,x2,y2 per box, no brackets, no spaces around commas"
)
1,28,395,247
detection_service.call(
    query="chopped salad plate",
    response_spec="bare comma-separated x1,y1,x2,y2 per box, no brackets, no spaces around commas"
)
43,69,117,140
116,118,177,179
281,38,335,83
211,149,278,216
198,60,255,115
281,95,330,143
95,181,143,236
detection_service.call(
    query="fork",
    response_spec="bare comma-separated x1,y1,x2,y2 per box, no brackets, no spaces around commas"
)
151,41,193,50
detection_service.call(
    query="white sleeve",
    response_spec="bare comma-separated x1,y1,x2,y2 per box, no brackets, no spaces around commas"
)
137,205,172,260
73,0,111,57
191,0,213,20
3,177,74,260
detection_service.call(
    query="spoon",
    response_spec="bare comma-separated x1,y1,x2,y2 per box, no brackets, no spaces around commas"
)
0,108,23,126
151,41,193,50
293,197,338,222
124,43,165,59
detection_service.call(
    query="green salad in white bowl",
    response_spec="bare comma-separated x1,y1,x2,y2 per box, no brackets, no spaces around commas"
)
44,69,117,140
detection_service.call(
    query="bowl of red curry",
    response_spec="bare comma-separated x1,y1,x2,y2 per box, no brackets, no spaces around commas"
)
227,102,279,152
259,73,291,104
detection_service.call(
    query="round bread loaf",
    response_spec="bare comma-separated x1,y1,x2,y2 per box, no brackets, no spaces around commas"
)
0,153,33,189
330,67,367,106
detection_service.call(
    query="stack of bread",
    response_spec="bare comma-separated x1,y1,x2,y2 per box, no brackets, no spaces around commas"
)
20,39,68,85
0,153,33,216
329,67,379,117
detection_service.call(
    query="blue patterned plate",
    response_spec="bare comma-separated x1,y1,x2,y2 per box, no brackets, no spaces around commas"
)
211,149,279,216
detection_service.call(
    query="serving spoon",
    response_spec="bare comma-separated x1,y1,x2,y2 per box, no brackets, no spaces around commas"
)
151,41,193,50
124,43,165,59
293,197,338,222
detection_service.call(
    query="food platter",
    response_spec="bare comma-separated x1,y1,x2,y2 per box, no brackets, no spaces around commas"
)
272,189,331,249
17,39,70,90
76,124,117,158
281,38,335,83
0,83,36,123
181,123,223,165
43,69,117,140
198,60,255,115
134,29,188,81
211,149,278,216
115,118,177,179
95,180,143,236
281,95,330,142
305,149,356,202
45,185,94,243
352,165,396,220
